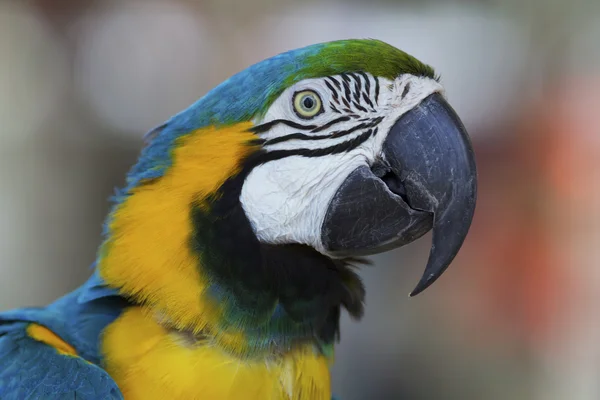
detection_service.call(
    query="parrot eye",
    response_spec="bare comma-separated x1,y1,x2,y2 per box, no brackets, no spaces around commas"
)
293,90,323,119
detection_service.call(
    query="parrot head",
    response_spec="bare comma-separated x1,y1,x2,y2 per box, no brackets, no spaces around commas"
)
97,39,477,352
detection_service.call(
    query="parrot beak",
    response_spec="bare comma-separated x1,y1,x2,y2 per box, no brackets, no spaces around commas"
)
321,93,477,296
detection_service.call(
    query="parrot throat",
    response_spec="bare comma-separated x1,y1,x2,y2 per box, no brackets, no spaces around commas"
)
190,149,366,351
98,123,365,359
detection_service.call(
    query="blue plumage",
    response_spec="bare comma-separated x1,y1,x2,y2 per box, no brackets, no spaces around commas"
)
0,278,341,399
0,278,128,398
0,325,122,399
0,39,421,398
101,43,324,248
115,43,323,198
0,43,333,399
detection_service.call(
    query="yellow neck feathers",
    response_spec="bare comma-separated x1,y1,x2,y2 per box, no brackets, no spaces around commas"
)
97,123,258,332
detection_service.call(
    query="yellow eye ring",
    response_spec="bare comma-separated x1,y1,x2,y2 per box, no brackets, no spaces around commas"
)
293,90,323,119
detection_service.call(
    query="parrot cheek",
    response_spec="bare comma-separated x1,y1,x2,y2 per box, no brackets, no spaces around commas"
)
321,93,477,296
240,154,364,252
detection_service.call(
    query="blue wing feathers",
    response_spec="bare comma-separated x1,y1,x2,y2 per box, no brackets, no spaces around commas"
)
0,325,122,399
0,284,126,365
0,276,127,398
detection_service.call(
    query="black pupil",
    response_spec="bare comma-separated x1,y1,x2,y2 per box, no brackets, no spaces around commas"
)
302,96,315,110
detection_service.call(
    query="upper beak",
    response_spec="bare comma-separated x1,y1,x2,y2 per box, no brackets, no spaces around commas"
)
321,93,477,296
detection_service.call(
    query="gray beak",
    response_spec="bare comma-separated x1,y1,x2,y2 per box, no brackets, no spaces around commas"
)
321,93,477,296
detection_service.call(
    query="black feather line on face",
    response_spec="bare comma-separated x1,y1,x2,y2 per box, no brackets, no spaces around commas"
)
330,117,382,139
249,119,318,134
325,76,342,90
362,92,375,111
402,83,411,99
359,71,371,94
341,96,352,110
352,101,368,113
261,128,374,160
310,116,352,133
262,116,363,146
340,74,353,104
350,73,362,104
325,80,339,101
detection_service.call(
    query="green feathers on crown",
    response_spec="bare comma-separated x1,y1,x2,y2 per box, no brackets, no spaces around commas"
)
261,38,437,117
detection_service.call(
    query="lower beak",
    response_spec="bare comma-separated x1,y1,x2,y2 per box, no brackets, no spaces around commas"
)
321,93,477,296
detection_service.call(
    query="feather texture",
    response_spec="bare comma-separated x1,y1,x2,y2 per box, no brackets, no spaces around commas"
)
0,39,437,398
102,307,332,400
0,322,122,399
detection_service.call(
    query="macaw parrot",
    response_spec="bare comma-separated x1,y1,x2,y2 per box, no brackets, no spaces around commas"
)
0,39,477,399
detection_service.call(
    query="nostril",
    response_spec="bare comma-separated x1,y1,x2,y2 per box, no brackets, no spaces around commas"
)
370,159,390,179
370,160,410,204
381,170,409,204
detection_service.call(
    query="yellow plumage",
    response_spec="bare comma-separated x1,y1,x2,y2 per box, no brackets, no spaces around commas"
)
98,123,258,333
102,308,332,400
97,123,333,399
27,323,78,357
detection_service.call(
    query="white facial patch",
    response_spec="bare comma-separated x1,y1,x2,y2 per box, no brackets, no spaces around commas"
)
240,152,368,254
240,73,443,254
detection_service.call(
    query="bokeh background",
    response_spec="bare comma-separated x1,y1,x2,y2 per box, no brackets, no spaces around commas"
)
1,0,599,398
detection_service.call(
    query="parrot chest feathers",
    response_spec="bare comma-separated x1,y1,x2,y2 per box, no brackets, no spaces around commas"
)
102,307,332,400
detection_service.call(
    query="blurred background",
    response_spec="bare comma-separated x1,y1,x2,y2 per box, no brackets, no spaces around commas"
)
1,0,599,398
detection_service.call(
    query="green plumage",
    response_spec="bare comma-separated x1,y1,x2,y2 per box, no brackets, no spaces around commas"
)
262,39,437,117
